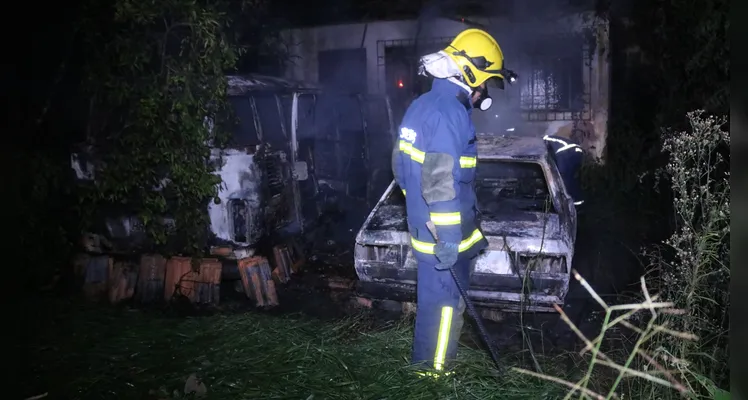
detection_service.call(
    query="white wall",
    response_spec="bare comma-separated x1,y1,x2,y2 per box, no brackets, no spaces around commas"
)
280,14,610,161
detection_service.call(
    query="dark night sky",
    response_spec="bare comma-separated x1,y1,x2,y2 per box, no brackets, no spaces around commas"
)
13,0,420,138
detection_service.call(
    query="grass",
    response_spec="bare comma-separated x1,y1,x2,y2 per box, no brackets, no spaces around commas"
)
21,269,703,400
23,298,576,400
21,267,705,400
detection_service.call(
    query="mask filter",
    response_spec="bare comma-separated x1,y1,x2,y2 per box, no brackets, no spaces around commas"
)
478,96,492,111
474,86,492,111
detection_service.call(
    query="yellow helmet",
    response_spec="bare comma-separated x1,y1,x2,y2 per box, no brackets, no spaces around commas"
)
445,28,515,88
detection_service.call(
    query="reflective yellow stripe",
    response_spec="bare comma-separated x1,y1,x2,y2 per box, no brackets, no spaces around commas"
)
458,229,485,251
434,306,454,371
459,156,476,168
399,140,475,168
430,212,461,225
399,141,425,163
402,189,406,196
415,370,454,378
410,229,484,254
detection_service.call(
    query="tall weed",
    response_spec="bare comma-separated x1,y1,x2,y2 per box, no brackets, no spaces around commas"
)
522,111,730,400
644,110,730,397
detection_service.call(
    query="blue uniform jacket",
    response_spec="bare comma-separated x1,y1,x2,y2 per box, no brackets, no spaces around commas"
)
392,78,488,263
543,134,585,206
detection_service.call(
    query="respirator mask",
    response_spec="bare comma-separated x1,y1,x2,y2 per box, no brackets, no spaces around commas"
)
470,69,517,112
472,85,492,111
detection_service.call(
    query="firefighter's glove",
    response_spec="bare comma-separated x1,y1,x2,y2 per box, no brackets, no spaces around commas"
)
434,241,459,271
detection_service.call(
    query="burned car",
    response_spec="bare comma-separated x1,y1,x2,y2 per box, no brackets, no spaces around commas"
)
71,75,396,258
354,134,578,312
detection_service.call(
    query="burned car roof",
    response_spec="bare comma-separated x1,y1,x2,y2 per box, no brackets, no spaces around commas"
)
476,134,548,161
227,74,320,96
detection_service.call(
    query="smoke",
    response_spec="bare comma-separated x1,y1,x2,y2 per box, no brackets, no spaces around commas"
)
299,0,606,251
411,0,600,136
413,0,447,58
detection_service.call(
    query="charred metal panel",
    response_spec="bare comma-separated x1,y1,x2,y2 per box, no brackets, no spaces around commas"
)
545,152,578,244
354,143,577,310
357,230,411,247
228,199,252,243
367,205,408,231
516,253,567,275
354,244,403,266
209,147,297,247
480,215,562,239
226,75,320,97
476,134,547,160
70,74,395,257
354,262,569,311
209,148,263,246
259,150,295,231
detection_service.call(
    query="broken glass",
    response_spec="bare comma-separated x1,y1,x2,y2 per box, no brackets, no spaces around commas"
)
228,96,260,146
253,94,286,149
474,161,556,215
297,94,316,139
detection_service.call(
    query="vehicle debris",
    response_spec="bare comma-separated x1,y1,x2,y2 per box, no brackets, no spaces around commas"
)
70,74,395,257
68,74,397,306
354,134,579,312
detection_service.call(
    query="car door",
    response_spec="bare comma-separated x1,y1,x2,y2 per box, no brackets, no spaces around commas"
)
252,92,300,236
545,154,577,245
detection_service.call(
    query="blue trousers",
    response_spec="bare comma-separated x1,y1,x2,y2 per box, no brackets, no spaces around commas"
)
412,256,475,371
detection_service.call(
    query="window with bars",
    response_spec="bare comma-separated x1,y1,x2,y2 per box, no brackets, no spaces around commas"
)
518,36,588,114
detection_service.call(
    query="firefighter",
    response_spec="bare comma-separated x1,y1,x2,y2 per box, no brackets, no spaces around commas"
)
542,134,585,207
391,28,516,375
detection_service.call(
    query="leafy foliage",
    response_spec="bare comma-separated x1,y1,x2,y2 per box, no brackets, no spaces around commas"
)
77,0,252,254
640,0,730,121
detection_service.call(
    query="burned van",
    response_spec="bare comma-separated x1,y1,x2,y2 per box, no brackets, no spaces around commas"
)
71,74,396,256
354,134,578,312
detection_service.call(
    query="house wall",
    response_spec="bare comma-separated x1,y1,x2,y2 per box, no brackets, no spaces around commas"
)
280,15,610,162
282,19,467,95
